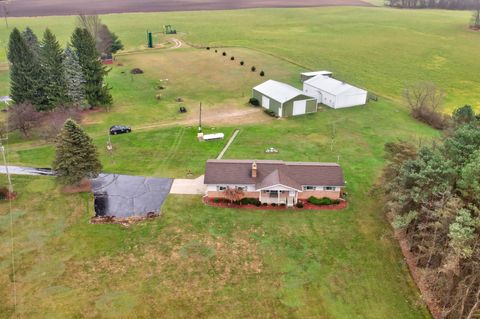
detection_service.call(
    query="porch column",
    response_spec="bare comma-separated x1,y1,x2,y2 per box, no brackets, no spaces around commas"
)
277,191,280,204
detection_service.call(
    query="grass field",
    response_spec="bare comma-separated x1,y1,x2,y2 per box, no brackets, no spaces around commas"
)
0,5,474,319
0,7,479,112
0,173,431,318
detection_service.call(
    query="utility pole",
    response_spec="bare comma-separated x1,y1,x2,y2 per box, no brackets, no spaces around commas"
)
198,102,202,132
1,2,9,29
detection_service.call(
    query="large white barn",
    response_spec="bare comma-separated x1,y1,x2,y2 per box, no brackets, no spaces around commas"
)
303,75,368,109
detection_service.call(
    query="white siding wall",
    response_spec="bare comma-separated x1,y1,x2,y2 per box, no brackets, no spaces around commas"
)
207,184,256,192
303,83,336,108
335,92,368,108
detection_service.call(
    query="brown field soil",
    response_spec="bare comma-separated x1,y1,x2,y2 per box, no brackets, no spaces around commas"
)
3,0,372,17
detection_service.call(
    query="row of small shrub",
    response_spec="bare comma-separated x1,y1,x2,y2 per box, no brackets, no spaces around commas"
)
264,109,277,117
207,47,265,76
307,196,341,206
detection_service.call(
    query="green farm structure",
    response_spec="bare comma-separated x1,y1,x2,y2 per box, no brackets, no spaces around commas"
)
164,25,177,34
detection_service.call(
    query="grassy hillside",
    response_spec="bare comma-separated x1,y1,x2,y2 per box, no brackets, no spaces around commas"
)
0,172,431,318
0,7,478,111
0,6,473,318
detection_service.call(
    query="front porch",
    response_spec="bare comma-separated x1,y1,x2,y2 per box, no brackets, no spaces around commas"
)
259,190,297,207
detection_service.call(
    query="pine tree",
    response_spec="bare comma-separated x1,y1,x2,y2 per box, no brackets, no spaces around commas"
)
70,27,112,108
53,119,102,185
63,45,86,107
8,28,43,107
110,30,124,54
38,28,68,110
21,27,40,54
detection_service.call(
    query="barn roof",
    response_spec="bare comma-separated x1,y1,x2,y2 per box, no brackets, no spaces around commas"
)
253,80,308,103
304,75,367,96
300,70,333,77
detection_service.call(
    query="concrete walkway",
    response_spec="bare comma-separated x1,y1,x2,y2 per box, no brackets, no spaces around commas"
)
217,129,240,159
170,175,206,195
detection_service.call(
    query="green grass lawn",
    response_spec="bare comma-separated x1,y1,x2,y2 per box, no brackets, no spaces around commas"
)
0,175,431,318
0,5,473,318
0,7,479,111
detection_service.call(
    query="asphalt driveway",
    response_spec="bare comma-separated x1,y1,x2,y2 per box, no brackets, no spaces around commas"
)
91,174,173,218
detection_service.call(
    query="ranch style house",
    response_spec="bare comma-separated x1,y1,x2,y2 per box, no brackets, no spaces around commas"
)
204,159,345,207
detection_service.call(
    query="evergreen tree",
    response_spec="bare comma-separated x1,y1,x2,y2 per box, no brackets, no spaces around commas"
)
38,28,68,110
53,119,102,185
70,27,112,108
110,30,124,54
63,45,86,107
8,28,43,107
21,27,40,54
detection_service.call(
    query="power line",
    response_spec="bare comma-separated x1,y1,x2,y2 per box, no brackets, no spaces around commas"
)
0,133,17,316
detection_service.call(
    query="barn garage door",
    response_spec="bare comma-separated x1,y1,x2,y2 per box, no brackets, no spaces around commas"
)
292,100,306,115
262,96,270,109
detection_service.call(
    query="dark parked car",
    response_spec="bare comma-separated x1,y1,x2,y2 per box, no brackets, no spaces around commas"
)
109,125,132,135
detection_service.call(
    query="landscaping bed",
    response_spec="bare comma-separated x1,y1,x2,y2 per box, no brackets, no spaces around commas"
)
203,197,347,210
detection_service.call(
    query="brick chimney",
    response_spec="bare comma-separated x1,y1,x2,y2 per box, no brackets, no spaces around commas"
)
251,161,257,178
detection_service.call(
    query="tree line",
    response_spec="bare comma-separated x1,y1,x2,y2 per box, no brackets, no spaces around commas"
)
382,105,480,318
7,15,123,113
386,0,480,10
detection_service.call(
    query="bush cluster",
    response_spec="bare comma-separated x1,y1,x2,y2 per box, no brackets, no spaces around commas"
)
264,109,277,117
249,97,260,106
240,197,261,205
307,196,340,206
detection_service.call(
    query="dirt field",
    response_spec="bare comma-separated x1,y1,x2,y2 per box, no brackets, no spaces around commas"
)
1,0,372,17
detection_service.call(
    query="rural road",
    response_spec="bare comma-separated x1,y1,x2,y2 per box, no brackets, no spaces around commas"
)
1,0,373,17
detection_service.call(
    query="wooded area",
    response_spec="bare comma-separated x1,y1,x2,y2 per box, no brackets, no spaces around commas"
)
382,106,480,319
386,0,480,9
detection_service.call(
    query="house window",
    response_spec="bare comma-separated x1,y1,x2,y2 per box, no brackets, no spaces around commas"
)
303,186,316,191
236,186,246,191
217,186,226,191
324,186,336,191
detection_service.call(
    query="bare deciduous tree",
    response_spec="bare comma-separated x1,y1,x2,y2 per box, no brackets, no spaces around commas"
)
36,106,82,141
224,187,244,204
472,0,480,29
76,14,102,43
404,82,449,129
8,103,41,137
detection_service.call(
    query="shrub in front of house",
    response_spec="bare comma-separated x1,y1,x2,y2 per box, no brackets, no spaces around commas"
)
251,66,256,72
249,97,260,106
296,202,304,208
260,70,265,77
213,198,220,203
307,196,340,206
280,203,286,207
271,203,277,207
262,202,268,206
255,200,261,207
308,196,332,205
240,198,258,205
